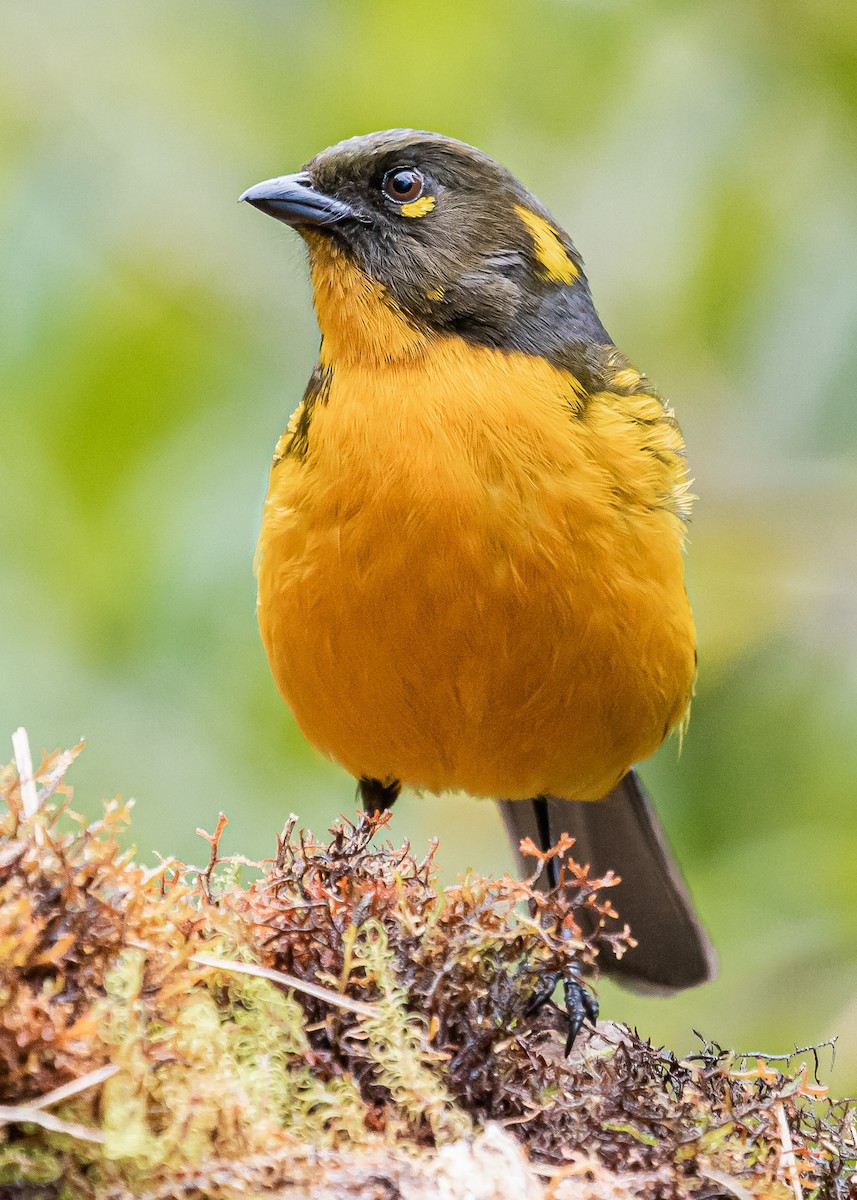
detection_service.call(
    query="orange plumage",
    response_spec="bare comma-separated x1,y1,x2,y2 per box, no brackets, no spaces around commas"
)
243,130,714,998
256,240,695,802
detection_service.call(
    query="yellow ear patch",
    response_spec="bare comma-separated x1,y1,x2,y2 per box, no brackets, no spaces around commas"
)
401,195,437,218
515,205,579,284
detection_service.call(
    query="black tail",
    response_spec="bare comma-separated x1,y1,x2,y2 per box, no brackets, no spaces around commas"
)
497,770,717,994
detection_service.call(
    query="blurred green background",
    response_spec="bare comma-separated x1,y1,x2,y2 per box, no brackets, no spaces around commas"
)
2,0,856,1086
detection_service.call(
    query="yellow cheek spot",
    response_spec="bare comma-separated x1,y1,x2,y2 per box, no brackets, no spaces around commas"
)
401,195,436,218
515,205,579,284
426,285,445,302
613,367,641,390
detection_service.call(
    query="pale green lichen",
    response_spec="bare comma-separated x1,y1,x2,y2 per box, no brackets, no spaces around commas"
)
95,944,371,1183
0,746,853,1198
351,919,471,1143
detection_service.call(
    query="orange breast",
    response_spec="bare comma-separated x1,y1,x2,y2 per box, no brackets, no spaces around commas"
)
256,339,695,802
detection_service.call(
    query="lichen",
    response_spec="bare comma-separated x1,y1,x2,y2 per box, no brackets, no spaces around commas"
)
0,743,854,1199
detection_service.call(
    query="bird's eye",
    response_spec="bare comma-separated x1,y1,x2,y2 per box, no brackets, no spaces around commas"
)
382,168,425,204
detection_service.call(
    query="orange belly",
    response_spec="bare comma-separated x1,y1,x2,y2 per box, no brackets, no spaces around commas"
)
256,340,695,801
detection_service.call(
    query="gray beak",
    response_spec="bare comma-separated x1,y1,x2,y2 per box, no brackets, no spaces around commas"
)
238,172,357,227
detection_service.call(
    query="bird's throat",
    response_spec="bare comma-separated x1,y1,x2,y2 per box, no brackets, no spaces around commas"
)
305,234,429,368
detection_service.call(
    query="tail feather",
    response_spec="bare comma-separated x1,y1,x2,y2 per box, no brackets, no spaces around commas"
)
497,771,717,994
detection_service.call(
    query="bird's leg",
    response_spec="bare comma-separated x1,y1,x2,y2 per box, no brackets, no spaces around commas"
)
525,967,599,1054
358,777,401,814
523,798,599,1051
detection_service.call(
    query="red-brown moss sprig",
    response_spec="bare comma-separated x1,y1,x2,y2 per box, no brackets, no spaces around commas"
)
0,742,854,1199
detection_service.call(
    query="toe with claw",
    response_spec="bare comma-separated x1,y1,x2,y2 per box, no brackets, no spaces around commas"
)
525,969,599,1054
562,974,599,1053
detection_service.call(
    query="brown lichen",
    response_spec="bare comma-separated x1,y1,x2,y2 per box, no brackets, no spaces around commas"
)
0,743,854,1199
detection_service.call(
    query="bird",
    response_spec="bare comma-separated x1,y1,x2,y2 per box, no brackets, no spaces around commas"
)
240,129,717,1036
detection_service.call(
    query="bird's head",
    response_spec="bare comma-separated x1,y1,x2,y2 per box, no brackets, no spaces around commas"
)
240,129,610,369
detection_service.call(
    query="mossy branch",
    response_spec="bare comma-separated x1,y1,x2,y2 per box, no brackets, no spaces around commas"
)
0,735,854,1199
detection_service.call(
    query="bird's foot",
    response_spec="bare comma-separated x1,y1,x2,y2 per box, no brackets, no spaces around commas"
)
358,776,401,814
525,969,599,1054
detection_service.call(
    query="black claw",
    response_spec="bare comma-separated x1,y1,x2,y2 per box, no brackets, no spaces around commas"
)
563,976,599,1054
523,969,598,1053
524,971,561,1019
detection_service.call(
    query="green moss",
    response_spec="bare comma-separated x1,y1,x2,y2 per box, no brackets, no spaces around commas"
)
352,919,471,1142
0,744,854,1198
0,1145,64,1185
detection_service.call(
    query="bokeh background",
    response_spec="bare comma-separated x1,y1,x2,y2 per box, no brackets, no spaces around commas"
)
2,0,856,1086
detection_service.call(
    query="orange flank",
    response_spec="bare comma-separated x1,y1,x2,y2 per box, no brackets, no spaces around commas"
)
256,243,695,802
